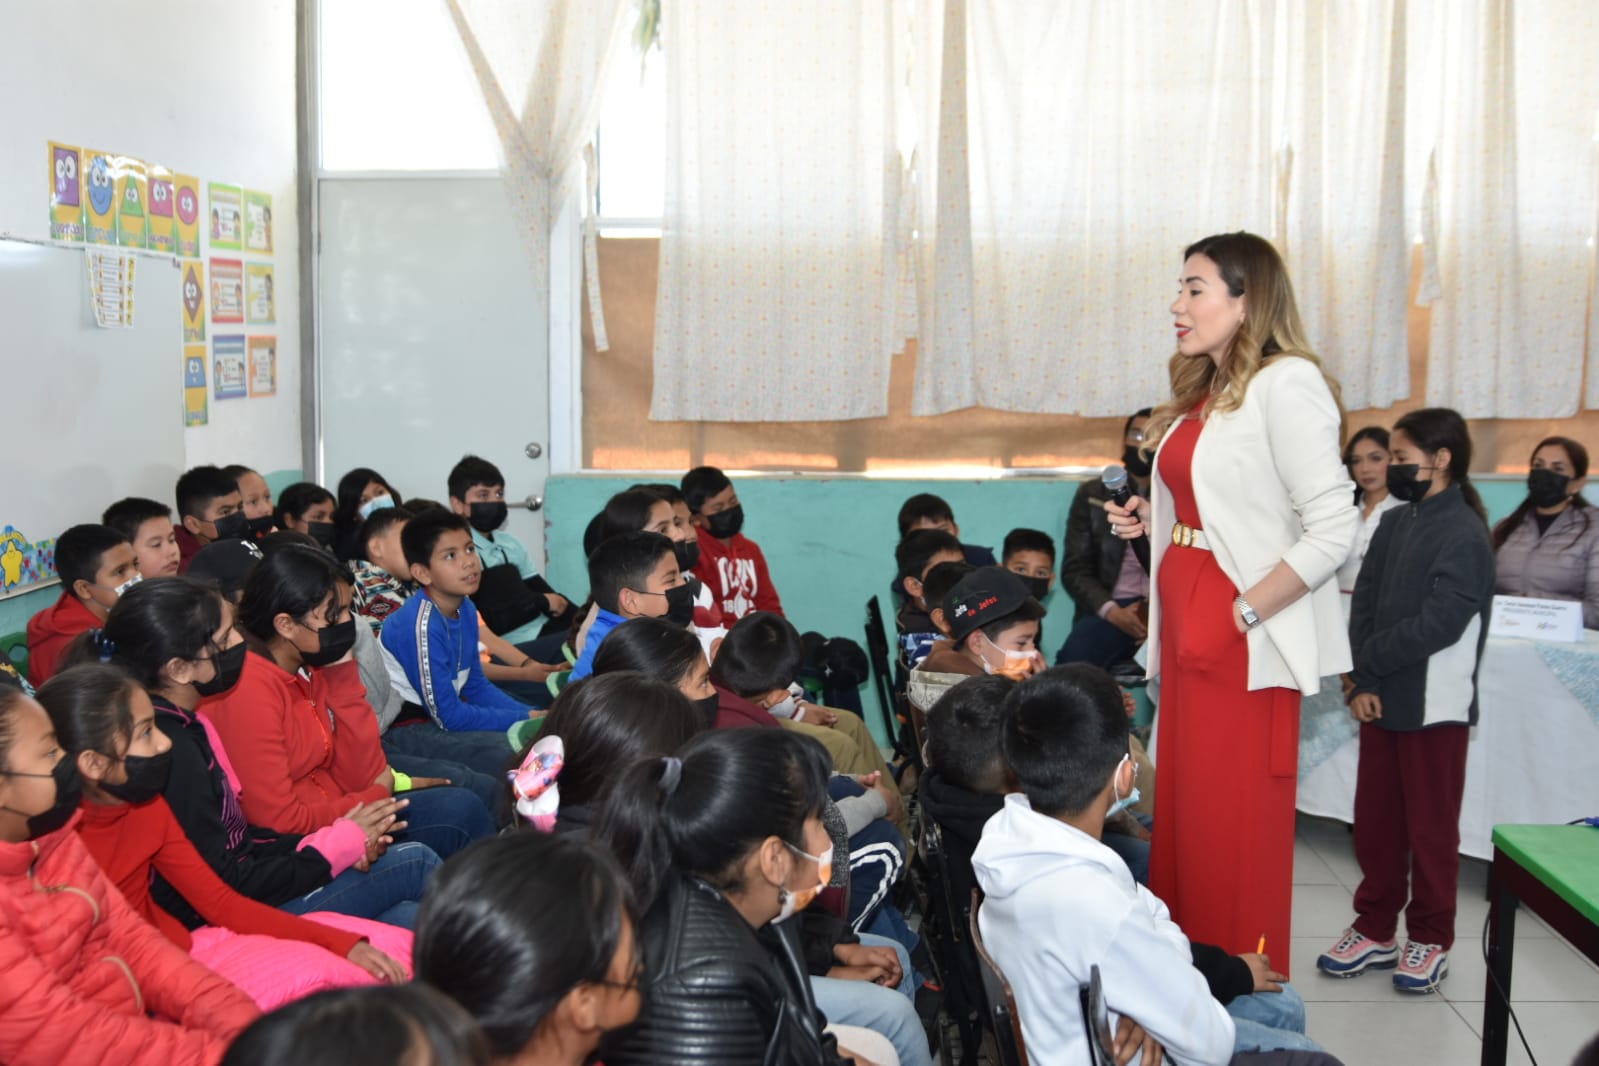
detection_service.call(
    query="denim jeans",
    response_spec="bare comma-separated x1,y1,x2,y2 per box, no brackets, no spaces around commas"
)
1056,597,1145,668
383,724,517,822
812,933,931,1066
391,784,495,859
278,841,441,930
384,745,505,823
1228,983,1324,1054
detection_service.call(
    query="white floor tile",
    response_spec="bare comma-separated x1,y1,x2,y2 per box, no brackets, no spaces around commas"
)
1304,1000,1483,1066
1292,883,1359,938
1449,1000,1599,1065
1442,935,1599,1005
1294,838,1341,885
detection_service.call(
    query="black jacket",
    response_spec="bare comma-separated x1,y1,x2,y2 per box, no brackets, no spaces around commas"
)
1062,480,1140,620
149,695,332,927
1349,484,1496,731
601,875,850,1066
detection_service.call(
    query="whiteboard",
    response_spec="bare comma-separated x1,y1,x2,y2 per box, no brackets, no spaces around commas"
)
0,238,185,566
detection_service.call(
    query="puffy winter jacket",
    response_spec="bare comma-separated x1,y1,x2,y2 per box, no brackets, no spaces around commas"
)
0,815,258,1065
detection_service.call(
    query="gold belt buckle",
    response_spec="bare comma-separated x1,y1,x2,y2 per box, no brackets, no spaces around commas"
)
1172,523,1193,548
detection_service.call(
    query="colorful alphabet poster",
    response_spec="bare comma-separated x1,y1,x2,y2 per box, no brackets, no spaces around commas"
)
247,335,277,397
48,142,84,241
115,156,148,248
83,150,118,245
174,174,202,257
0,526,58,595
147,164,176,253
209,183,242,250
213,335,248,399
244,189,273,254
184,346,209,426
181,260,206,342
245,262,275,324
210,257,243,323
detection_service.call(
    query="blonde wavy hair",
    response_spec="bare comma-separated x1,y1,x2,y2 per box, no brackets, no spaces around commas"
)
1143,232,1344,448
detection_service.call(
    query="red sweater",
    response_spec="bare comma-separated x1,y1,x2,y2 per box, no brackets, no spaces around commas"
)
174,526,204,574
0,815,258,1066
76,797,360,958
713,684,781,731
25,592,102,685
203,651,389,834
690,529,784,624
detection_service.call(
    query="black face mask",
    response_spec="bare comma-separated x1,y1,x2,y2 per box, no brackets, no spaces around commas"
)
665,582,697,626
1122,446,1153,480
1527,468,1571,509
705,505,744,540
246,515,276,540
193,641,248,697
102,749,172,805
693,692,721,728
674,538,701,571
213,511,249,541
1,757,83,840
468,502,509,535
300,617,357,668
1386,463,1431,503
1020,576,1051,602
306,521,337,549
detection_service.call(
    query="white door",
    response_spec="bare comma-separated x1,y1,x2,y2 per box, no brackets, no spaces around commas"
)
317,176,550,566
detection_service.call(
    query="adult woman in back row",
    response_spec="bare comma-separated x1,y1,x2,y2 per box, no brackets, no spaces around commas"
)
1492,436,1599,629
1105,231,1358,973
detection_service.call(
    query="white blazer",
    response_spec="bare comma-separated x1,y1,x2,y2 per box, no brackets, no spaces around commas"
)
1145,357,1359,695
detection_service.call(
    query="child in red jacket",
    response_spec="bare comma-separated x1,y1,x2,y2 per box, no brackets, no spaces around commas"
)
26,523,141,685
0,682,259,1065
681,466,784,625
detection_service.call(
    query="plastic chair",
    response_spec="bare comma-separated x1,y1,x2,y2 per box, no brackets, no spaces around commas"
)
970,890,1030,1066
546,668,572,698
919,817,986,1066
1079,964,1115,1066
862,596,899,748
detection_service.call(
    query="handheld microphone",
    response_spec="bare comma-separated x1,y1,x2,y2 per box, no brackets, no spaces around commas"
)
1102,465,1151,574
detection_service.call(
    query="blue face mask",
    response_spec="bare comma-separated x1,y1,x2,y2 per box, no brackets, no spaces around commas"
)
1108,753,1140,817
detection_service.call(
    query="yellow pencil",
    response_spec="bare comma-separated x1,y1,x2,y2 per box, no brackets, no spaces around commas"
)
1257,935,1267,955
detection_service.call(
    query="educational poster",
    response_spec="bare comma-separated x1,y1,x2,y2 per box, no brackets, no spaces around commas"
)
48,142,84,241
247,335,277,397
174,173,202,257
181,260,206,342
0,526,58,595
244,189,273,254
208,183,242,250
245,262,275,324
114,155,148,249
213,335,248,399
183,346,209,426
146,164,176,253
87,251,137,327
210,257,243,323
83,150,118,244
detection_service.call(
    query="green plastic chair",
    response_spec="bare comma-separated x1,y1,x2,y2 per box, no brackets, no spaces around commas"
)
506,715,544,753
0,632,28,682
547,668,572,698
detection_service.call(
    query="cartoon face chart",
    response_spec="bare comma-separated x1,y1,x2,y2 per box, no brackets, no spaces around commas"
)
177,183,198,225
53,147,79,205
87,154,113,215
150,177,173,217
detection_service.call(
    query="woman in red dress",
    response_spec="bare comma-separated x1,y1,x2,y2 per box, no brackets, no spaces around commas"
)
1107,232,1358,972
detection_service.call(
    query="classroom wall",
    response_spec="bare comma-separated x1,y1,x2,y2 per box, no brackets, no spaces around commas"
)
0,0,302,474
543,472,1549,743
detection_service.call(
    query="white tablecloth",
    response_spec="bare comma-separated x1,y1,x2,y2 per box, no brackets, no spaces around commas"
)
1295,631,1599,860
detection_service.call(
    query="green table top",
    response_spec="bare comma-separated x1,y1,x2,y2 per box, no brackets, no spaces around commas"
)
1492,825,1599,927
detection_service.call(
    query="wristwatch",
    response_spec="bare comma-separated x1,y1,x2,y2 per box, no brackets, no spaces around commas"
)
1235,596,1261,630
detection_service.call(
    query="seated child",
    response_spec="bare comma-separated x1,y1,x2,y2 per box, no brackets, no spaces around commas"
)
378,510,535,779
893,529,966,670
570,531,689,680
447,455,573,649
103,496,183,578
681,466,783,624
332,468,405,563
348,505,415,631
1001,527,1056,605
274,482,337,550
221,984,490,1066
914,567,1045,684
920,561,974,643
36,665,413,1009
223,464,277,540
890,493,996,599
974,667,1326,1062
0,681,259,1065
173,466,248,571
26,524,139,685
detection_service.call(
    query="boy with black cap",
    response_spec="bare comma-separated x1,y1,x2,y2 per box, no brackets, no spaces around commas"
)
915,566,1046,681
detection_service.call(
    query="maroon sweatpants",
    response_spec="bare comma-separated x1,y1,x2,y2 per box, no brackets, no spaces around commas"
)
1351,721,1470,949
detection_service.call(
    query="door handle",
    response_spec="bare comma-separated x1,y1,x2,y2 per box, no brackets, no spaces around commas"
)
511,494,544,512
525,442,543,460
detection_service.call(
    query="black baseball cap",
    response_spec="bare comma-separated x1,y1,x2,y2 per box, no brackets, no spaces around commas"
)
186,538,264,602
945,566,1046,644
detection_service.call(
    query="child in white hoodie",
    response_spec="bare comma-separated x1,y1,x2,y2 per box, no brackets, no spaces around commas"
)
972,666,1338,1066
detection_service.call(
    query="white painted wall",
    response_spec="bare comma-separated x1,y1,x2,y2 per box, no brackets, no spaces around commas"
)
0,0,302,476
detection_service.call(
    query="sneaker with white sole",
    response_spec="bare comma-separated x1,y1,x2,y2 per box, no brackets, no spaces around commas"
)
1392,941,1448,993
1316,927,1399,977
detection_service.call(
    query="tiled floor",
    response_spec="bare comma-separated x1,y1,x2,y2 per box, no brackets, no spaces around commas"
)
1292,814,1599,1066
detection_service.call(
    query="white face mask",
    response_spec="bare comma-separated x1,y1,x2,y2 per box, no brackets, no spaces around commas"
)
1108,753,1141,817
358,494,395,521
774,841,834,923
113,573,143,597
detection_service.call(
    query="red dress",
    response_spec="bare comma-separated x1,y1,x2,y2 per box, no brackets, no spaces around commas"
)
1149,416,1300,970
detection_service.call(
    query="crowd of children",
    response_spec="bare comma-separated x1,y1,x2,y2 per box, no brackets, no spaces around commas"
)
0,401,1512,1064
